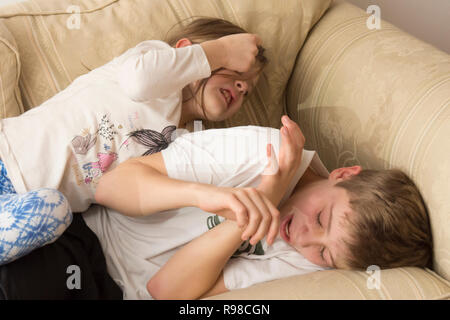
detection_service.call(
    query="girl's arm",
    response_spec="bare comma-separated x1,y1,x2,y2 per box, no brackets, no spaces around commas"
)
118,34,261,102
200,40,227,72
95,152,280,245
95,153,198,216
147,219,242,299
117,40,224,102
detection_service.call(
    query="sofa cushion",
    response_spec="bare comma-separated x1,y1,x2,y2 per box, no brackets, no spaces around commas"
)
206,267,450,300
0,0,332,129
0,19,23,119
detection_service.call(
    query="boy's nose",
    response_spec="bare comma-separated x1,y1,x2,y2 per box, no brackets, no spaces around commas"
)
296,218,323,247
297,231,322,248
299,223,309,236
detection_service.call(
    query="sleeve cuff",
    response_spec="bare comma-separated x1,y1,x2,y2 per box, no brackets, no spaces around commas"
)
193,44,212,79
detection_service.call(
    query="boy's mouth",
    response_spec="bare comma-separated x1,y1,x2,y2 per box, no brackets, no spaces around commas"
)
280,214,293,243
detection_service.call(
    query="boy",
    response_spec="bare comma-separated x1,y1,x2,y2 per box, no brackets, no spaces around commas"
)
92,116,433,300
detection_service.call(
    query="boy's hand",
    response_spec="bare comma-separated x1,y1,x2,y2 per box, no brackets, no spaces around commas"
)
194,185,280,246
265,115,305,179
259,115,305,205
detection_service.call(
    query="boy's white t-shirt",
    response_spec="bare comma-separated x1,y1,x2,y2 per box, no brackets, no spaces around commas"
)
0,40,211,212
83,126,329,300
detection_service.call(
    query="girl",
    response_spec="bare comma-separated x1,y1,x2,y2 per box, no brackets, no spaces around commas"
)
0,17,269,265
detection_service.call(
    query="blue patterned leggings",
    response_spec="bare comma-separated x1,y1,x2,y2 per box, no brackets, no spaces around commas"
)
0,160,73,266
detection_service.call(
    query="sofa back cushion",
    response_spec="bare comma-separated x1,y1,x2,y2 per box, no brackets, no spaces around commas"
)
287,1,450,280
0,0,332,128
0,19,23,119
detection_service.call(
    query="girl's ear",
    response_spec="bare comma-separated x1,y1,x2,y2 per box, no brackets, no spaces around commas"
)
329,166,362,182
175,38,193,48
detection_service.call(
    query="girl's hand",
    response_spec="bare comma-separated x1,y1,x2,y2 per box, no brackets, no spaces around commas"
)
259,115,306,205
194,185,280,246
217,33,263,73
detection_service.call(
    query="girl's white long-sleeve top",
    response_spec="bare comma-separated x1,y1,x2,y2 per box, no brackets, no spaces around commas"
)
0,40,211,212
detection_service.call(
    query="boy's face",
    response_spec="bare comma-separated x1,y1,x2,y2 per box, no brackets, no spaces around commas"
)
278,166,362,269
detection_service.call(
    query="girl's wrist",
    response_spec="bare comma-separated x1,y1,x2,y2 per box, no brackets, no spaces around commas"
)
200,40,227,71
191,182,215,208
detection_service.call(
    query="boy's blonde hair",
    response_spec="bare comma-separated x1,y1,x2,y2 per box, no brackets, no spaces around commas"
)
336,169,433,270
164,17,269,121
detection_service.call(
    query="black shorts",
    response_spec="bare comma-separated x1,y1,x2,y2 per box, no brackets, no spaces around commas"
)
0,213,122,300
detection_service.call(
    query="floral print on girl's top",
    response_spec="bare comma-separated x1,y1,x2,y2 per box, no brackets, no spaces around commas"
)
82,152,118,185
70,114,120,187
71,133,97,155
70,113,177,187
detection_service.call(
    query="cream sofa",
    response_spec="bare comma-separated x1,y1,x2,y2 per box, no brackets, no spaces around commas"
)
0,0,449,299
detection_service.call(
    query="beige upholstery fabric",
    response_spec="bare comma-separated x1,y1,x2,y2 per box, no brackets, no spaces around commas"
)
286,0,450,283
1,0,449,300
0,0,332,129
208,0,450,300
0,20,23,118
207,267,450,300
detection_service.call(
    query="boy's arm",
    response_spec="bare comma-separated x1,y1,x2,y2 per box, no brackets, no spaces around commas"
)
257,116,306,208
199,273,227,299
146,219,242,300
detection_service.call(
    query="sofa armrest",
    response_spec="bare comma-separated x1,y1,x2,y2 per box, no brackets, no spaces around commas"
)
0,19,23,119
285,0,450,284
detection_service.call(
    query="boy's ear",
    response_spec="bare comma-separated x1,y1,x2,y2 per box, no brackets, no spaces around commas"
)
175,38,192,48
329,166,362,182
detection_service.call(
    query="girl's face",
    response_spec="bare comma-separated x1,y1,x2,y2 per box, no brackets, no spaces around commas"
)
176,38,261,122
193,68,260,121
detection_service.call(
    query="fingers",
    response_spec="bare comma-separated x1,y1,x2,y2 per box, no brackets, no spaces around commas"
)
253,34,262,46
262,143,278,176
235,189,265,243
280,120,295,164
235,188,279,246
247,191,280,246
264,144,272,172
260,195,280,246
279,115,306,169
281,115,305,148
243,189,272,245
228,194,248,228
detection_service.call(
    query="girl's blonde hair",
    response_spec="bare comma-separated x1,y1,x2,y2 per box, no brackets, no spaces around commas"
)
164,16,269,121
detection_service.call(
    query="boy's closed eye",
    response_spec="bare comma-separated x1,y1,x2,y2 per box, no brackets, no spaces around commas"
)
317,208,336,268
316,211,327,264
